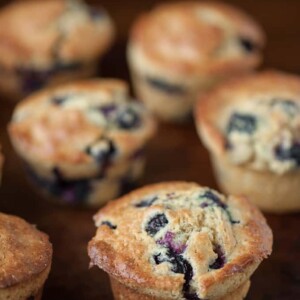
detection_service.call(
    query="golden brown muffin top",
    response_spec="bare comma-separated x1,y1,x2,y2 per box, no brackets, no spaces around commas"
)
9,79,156,178
0,0,115,69
196,70,300,174
88,182,272,299
0,213,52,288
130,1,264,75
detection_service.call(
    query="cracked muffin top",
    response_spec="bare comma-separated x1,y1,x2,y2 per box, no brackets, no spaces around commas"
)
88,182,272,300
0,213,52,288
130,1,264,75
9,79,156,178
196,71,300,175
0,0,115,69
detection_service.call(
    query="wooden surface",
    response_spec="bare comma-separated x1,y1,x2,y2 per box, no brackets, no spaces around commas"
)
0,0,300,299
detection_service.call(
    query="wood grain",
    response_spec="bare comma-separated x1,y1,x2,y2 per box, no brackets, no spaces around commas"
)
0,0,300,299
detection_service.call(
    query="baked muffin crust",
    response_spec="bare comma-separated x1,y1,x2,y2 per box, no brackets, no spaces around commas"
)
9,79,156,179
0,213,52,299
88,182,272,299
196,71,300,174
130,1,264,76
0,0,115,69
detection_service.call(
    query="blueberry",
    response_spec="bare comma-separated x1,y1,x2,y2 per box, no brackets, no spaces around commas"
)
157,232,186,254
52,168,91,203
170,252,191,275
86,138,116,164
51,95,68,105
200,202,209,208
135,196,158,208
16,67,51,93
145,213,168,236
200,191,239,225
275,143,300,166
271,98,298,116
98,104,117,117
101,221,117,230
52,61,82,72
88,8,105,20
154,249,199,300
227,113,257,134
239,37,257,53
209,245,226,270
184,293,201,300
146,77,186,95
16,61,82,94
200,191,227,210
153,253,165,265
116,107,141,129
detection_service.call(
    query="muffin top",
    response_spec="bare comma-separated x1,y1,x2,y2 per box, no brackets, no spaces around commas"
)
9,79,156,178
196,71,300,175
0,0,114,69
129,1,264,76
0,213,52,288
88,182,272,299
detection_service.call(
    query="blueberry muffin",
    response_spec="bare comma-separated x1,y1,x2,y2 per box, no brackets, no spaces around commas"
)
8,79,156,207
88,182,272,300
0,213,52,299
128,1,264,122
195,70,300,213
0,0,115,100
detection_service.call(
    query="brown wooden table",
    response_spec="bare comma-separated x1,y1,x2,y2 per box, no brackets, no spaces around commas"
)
0,0,300,299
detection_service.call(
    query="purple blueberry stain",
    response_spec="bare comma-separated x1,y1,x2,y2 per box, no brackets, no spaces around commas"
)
209,245,226,270
145,213,168,236
101,221,117,230
98,104,117,117
52,168,91,204
135,195,158,208
16,62,82,94
157,231,187,255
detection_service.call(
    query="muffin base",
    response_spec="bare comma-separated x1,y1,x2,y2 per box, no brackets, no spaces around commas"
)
0,61,97,101
110,277,250,300
24,157,145,208
211,154,300,213
131,71,199,122
0,264,51,300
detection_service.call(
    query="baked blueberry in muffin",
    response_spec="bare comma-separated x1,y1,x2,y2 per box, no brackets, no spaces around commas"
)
128,1,265,122
0,0,115,100
8,79,156,207
88,182,272,300
195,70,300,213
0,213,52,299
